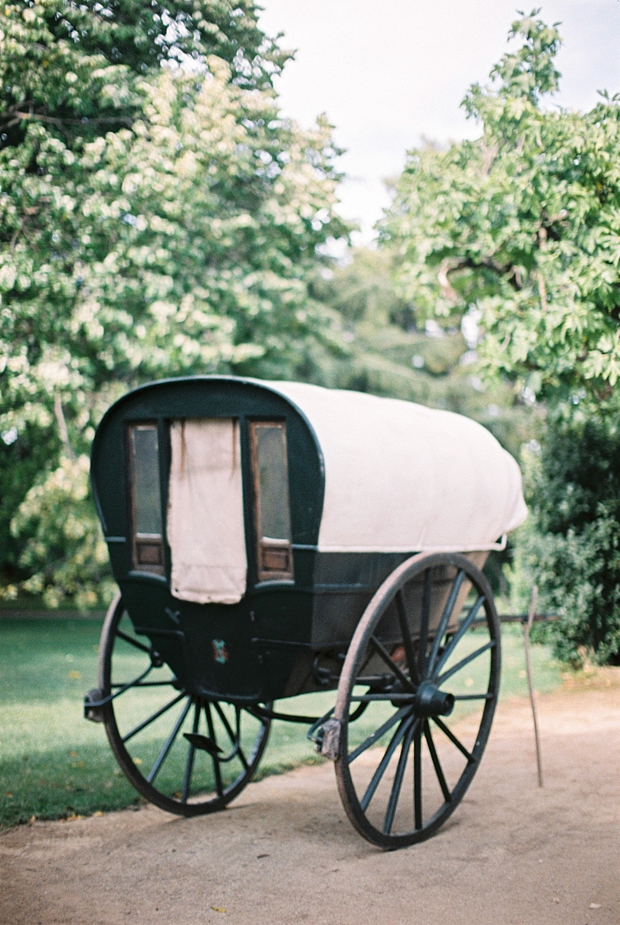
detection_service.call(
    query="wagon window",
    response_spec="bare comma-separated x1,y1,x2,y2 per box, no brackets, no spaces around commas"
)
250,422,293,581
129,424,164,574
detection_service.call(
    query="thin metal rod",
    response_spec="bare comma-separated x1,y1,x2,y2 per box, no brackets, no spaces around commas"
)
369,636,415,691
348,705,412,763
427,569,465,675
424,719,451,803
436,639,495,687
116,629,152,654
182,700,200,802
147,696,192,784
233,708,249,770
524,585,544,787
360,717,411,812
122,691,186,744
213,702,247,769
418,568,433,676
413,721,423,829
434,594,486,677
95,664,153,707
453,693,494,701
395,589,420,685
498,612,559,624
205,702,223,797
249,705,323,725
432,716,475,763
383,720,416,835
349,692,414,702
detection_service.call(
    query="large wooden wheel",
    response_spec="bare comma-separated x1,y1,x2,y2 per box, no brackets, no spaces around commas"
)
334,552,501,849
90,593,270,816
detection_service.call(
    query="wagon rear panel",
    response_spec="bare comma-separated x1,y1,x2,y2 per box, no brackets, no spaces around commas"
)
91,377,324,702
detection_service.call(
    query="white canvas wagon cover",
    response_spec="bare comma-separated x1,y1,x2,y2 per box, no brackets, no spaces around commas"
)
267,381,527,554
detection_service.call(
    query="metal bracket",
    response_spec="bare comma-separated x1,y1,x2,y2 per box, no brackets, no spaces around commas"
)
84,688,107,722
313,718,342,761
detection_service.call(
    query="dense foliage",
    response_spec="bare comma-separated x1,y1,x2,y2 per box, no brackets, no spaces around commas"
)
513,417,620,665
381,11,620,663
381,13,620,409
310,248,533,459
0,0,347,606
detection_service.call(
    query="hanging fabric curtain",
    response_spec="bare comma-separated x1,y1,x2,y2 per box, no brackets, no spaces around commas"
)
167,418,246,604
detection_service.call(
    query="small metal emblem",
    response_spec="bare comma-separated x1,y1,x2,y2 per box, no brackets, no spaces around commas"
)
212,639,229,665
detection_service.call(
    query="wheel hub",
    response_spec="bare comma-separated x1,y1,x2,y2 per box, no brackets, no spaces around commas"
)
413,680,455,718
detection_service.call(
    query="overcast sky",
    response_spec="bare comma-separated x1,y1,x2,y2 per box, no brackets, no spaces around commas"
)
258,1,620,244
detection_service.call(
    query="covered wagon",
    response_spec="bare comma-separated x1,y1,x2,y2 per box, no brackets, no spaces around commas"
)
85,377,526,848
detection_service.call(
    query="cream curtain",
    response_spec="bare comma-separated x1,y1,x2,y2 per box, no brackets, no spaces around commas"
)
167,419,246,604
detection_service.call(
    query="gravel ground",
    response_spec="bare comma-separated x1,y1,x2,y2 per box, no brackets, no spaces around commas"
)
1,674,619,925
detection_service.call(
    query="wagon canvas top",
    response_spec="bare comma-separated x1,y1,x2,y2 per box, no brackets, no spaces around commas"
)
262,380,527,553
92,375,527,609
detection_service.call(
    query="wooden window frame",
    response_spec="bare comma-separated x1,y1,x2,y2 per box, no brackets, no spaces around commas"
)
249,421,294,583
128,423,165,575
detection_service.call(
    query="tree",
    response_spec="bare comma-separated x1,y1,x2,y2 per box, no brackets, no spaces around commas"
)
381,11,620,663
0,0,348,606
512,417,620,665
309,248,534,459
381,12,620,409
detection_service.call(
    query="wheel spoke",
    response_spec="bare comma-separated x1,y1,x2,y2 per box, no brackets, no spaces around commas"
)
122,691,186,744
107,664,154,701
350,692,414,702
432,716,475,763
427,569,465,675
205,702,224,797
413,721,422,829
433,594,486,678
115,629,153,655
214,702,248,770
235,709,249,770
369,636,414,692
383,720,416,835
453,693,494,701
395,589,419,685
111,680,177,688
436,639,496,687
424,719,451,803
147,696,193,785
360,717,412,812
213,701,235,744
418,568,433,676
348,705,412,762
182,699,201,803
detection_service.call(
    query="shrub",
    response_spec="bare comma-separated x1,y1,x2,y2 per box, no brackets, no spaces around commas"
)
512,418,620,665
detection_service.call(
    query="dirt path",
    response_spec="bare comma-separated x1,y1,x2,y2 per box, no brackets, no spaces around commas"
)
1,677,619,925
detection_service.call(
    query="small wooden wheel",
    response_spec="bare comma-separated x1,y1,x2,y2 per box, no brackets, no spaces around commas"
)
334,552,501,849
96,593,270,816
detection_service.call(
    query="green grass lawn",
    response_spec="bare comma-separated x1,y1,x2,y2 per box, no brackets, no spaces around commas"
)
0,618,562,828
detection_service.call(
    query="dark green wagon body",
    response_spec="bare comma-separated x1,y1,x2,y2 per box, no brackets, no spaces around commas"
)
91,376,411,705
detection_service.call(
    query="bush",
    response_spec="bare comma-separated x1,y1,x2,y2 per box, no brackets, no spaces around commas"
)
512,418,620,665
8,455,115,610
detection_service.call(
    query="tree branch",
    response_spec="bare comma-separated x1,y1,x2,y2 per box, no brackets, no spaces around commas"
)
438,256,523,300
1,105,133,129
54,393,75,460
